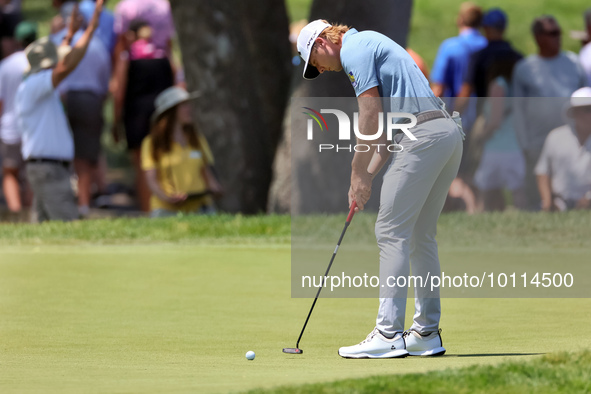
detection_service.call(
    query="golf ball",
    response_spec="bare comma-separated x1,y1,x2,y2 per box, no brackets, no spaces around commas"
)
245,351,255,360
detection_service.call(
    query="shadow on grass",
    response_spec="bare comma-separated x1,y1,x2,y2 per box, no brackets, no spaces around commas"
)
450,352,544,357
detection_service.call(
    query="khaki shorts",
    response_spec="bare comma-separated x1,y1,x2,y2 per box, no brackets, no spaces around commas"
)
0,141,24,169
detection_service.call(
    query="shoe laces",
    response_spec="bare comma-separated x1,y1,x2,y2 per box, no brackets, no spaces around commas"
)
359,327,380,345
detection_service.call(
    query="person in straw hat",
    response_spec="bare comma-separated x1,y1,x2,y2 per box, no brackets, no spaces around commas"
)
14,1,103,222
140,86,223,218
535,87,591,212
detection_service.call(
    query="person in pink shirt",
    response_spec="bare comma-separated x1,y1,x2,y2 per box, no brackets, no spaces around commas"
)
113,0,174,55
127,20,166,60
110,0,175,211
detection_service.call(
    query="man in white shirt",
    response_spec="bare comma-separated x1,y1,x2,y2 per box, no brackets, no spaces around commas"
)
0,21,36,215
535,87,591,211
15,1,103,222
513,16,588,210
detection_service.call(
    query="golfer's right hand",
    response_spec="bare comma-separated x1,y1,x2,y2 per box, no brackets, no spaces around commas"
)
349,173,371,212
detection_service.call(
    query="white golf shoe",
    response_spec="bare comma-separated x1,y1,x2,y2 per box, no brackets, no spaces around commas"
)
338,328,409,359
403,329,446,356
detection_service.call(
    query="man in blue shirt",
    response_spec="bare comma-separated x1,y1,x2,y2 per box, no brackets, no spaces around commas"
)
297,20,464,358
430,3,486,214
79,0,117,55
431,2,487,98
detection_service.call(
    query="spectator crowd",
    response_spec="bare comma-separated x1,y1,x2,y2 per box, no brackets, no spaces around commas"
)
0,0,590,222
0,0,221,222
429,2,591,213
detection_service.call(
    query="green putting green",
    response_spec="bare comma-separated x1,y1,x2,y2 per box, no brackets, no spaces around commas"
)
1,241,590,393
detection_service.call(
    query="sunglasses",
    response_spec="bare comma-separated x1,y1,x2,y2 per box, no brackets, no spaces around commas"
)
543,30,561,37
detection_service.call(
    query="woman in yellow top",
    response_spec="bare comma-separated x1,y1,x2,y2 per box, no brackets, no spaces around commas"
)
141,86,223,217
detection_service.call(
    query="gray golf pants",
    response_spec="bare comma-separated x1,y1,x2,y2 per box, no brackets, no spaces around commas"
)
375,117,463,336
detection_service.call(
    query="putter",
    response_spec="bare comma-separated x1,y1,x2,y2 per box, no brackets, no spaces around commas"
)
283,201,358,355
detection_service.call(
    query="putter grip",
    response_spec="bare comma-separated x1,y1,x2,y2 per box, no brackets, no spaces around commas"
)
347,201,357,223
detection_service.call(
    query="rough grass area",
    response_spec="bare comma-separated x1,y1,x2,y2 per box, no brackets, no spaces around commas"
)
0,214,290,245
253,351,591,394
3,210,590,247
293,210,591,249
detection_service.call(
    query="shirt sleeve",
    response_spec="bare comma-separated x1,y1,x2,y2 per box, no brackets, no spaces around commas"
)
430,41,451,85
342,44,379,96
141,137,156,171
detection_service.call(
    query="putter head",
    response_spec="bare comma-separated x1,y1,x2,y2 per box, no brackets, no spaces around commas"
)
282,348,303,354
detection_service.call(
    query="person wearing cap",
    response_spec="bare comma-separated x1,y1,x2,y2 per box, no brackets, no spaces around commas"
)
535,87,591,211
140,86,222,217
513,15,588,211
14,1,104,222
297,19,464,358
578,8,591,86
459,8,522,100
0,20,36,216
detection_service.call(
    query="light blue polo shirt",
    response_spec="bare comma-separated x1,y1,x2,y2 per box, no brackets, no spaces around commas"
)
340,28,442,113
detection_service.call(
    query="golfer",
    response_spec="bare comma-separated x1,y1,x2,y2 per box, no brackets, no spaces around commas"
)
297,20,463,358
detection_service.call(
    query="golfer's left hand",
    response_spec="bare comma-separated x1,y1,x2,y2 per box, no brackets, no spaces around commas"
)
349,172,372,211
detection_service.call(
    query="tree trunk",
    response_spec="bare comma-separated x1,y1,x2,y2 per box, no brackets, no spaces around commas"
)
170,0,292,213
268,0,413,214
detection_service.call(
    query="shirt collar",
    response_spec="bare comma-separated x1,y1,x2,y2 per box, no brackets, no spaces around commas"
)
460,27,480,37
342,28,358,45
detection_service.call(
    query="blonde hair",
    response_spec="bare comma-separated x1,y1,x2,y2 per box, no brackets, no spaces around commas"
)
318,20,350,44
311,20,350,55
